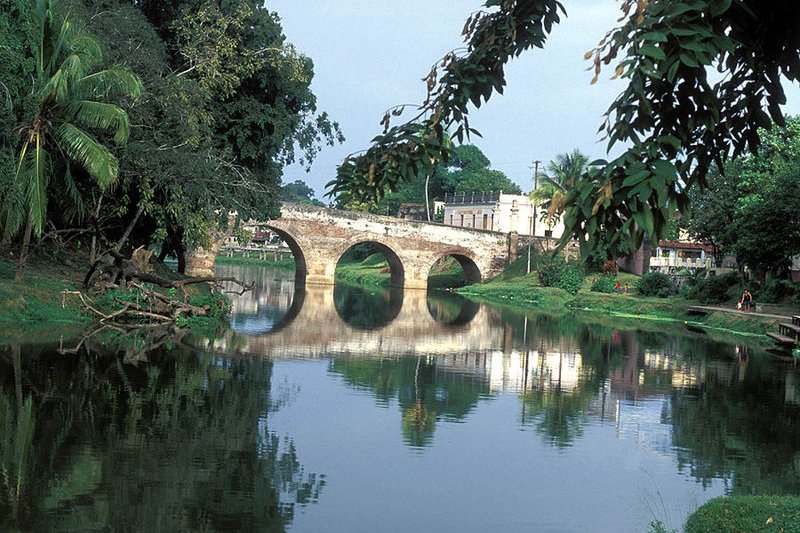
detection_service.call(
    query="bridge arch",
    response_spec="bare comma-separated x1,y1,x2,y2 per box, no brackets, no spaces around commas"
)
263,225,308,284
429,250,483,287
335,239,405,288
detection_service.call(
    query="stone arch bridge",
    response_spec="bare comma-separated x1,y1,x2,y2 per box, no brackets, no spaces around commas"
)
190,203,529,290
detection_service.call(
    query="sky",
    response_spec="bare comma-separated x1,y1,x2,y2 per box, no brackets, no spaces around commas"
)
268,1,800,200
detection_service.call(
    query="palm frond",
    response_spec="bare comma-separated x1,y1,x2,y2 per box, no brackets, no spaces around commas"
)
0,179,26,239
67,33,103,71
66,100,131,144
55,122,118,189
39,66,70,103
17,136,52,237
76,67,143,101
33,0,53,76
44,8,72,77
59,162,85,223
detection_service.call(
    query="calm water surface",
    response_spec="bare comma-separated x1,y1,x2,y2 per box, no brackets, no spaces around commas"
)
2,263,799,532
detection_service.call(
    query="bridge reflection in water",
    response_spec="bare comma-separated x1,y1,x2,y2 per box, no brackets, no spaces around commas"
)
205,283,497,359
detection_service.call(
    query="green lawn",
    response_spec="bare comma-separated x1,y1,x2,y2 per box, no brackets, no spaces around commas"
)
685,495,800,533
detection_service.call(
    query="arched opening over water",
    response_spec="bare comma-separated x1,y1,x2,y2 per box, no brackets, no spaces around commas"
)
263,226,308,284
428,253,481,290
215,262,305,335
335,241,404,288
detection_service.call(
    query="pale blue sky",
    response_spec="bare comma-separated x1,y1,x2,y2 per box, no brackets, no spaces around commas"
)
268,1,800,199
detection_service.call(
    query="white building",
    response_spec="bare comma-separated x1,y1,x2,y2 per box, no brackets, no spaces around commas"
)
441,192,565,238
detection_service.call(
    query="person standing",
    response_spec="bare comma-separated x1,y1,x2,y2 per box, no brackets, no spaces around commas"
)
742,290,752,312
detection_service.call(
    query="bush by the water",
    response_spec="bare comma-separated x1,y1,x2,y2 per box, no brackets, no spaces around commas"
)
589,274,618,293
756,278,798,304
538,255,583,294
559,264,584,294
636,272,675,297
681,271,740,304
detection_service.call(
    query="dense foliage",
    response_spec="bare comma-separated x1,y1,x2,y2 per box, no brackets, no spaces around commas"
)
329,0,800,262
680,270,740,304
0,0,340,275
681,118,800,279
336,143,519,216
537,254,583,294
636,272,675,298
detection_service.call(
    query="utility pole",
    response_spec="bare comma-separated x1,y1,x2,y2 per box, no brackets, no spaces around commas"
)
527,159,541,274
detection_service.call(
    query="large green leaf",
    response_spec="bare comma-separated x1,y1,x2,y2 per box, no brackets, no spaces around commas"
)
66,100,131,144
55,122,119,188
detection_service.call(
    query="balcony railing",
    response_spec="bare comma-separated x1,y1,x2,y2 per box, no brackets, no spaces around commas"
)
649,257,734,272
444,192,502,205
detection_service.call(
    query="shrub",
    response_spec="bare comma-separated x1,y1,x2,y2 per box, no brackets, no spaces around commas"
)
685,271,741,304
537,255,584,293
590,274,617,293
538,255,567,287
636,272,675,297
558,264,584,294
757,279,797,303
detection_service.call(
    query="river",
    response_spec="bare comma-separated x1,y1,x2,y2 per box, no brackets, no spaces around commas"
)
1,263,799,532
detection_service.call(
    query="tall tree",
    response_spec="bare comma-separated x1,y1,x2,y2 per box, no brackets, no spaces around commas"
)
445,144,522,195
66,0,342,270
531,149,589,224
2,0,141,281
281,179,323,206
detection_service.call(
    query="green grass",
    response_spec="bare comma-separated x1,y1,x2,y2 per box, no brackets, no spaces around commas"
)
335,254,392,287
685,495,800,532
0,257,92,342
457,274,573,311
0,253,233,344
456,267,784,340
216,252,296,270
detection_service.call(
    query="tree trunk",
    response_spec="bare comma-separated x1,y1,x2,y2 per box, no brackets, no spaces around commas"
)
177,245,186,274
115,204,144,252
15,216,33,283
89,194,103,265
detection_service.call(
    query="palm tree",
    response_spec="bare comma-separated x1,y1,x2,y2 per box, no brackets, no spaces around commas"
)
530,149,589,225
3,0,142,281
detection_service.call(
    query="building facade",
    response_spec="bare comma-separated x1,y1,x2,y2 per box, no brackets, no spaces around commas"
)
441,192,565,238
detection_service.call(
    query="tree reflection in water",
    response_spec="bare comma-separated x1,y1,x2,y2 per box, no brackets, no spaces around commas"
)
330,355,489,448
0,337,322,531
328,296,800,497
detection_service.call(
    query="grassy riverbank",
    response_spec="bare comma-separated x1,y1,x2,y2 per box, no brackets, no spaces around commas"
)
684,495,800,532
216,251,296,270
456,266,785,340
0,254,231,344
0,257,91,343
